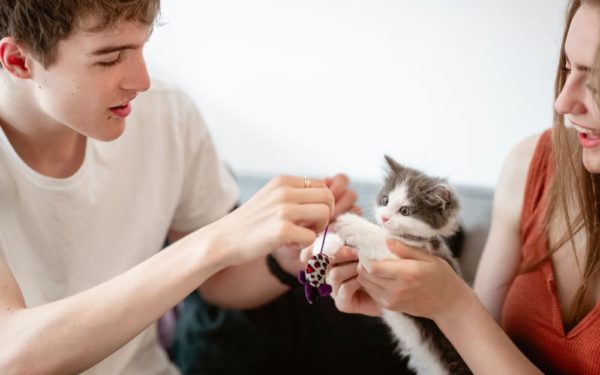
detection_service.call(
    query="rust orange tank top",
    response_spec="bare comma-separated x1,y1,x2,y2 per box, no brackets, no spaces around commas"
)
501,130,600,374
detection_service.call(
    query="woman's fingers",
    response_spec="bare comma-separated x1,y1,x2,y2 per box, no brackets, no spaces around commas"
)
334,277,360,308
365,258,421,280
330,246,358,265
357,266,388,293
385,239,430,261
328,262,359,296
334,277,382,317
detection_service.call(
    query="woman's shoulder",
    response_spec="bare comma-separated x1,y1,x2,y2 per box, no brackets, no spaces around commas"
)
497,132,543,196
505,132,545,173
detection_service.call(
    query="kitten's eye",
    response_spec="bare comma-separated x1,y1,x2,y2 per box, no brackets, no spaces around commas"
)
399,206,410,216
381,195,389,206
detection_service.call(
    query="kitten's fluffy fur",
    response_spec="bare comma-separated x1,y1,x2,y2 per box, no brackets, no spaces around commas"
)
319,156,471,375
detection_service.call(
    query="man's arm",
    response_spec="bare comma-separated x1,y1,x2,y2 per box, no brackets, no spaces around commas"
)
199,174,358,309
0,228,222,374
0,175,334,374
169,229,290,310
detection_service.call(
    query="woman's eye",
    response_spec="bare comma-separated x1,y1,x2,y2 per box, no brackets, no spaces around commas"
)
399,206,409,216
381,195,389,206
562,66,572,75
585,82,598,94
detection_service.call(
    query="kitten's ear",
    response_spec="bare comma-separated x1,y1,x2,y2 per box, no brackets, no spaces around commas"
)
384,155,404,173
427,185,456,210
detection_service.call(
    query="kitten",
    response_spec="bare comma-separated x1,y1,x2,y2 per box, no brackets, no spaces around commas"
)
319,155,471,375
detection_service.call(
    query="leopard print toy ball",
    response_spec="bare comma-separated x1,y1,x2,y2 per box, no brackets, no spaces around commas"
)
305,253,330,287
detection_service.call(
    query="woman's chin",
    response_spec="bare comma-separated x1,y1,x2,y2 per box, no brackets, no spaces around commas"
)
582,148,600,174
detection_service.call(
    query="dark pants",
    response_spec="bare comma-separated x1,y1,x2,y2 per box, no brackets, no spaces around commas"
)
171,289,414,375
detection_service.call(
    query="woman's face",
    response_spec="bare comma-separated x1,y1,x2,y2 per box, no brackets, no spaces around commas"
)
555,3,600,173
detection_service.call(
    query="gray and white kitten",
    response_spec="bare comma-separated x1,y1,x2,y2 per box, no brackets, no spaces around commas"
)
318,155,471,375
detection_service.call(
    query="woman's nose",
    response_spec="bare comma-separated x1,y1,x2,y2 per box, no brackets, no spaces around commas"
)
555,77,586,116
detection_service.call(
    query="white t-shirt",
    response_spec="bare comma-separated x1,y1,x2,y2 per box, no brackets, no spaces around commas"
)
0,80,239,374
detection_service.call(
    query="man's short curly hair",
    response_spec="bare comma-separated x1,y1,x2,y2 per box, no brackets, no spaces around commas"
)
0,0,160,67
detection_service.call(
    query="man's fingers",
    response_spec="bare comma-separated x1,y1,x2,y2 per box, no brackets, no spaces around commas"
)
333,190,358,217
270,175,327,190
326,174,350,199
299,245,314,263
349,205,363,216
286,203,330,230
279,225,318,249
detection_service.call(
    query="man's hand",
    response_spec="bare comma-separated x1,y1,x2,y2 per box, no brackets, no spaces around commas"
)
325,174,362,218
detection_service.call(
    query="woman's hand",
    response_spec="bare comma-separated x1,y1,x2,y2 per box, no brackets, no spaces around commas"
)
206,176,334,267
326,246,382,317
357,239,471,322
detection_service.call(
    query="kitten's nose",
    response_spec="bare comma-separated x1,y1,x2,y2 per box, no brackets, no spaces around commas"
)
381,215,390,223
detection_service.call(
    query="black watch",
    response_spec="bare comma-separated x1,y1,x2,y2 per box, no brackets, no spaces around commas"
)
266,253,299,288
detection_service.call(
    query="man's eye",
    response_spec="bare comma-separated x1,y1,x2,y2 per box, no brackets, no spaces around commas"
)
98,54,122,67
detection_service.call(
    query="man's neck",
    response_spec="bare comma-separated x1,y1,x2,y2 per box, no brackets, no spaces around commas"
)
0,78,88,178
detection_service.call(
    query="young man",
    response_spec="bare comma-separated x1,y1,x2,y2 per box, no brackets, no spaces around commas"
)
0,1,343,373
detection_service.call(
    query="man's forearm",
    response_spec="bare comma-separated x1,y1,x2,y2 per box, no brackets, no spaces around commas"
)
0,229,223,374
200,256,294,309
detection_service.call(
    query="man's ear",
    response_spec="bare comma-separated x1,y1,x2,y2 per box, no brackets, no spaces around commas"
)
0,37,32,79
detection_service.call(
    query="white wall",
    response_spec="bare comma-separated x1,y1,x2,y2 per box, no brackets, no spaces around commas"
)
145,0,568,188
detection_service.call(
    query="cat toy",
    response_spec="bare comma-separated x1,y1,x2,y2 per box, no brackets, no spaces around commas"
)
298,226,332,304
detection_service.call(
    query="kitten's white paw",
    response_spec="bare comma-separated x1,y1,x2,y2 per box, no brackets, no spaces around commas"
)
335,213,395,264
358,255,374,273
312,233,344,258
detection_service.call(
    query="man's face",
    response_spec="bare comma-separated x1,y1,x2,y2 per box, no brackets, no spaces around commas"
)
28,19,152,141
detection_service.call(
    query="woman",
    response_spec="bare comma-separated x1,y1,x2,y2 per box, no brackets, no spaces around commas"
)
329,1,600,373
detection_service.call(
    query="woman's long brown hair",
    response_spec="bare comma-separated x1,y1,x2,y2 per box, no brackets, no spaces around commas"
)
530,0,600,330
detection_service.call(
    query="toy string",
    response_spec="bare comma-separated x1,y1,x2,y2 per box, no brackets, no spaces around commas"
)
318,225,329,255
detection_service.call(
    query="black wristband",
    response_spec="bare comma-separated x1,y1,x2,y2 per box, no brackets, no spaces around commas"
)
266,253,299,288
